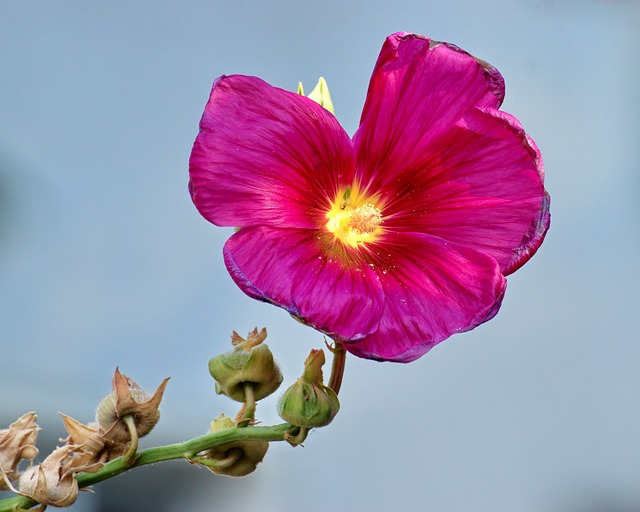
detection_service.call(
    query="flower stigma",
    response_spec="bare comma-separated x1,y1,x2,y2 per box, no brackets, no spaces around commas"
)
326,187,383,248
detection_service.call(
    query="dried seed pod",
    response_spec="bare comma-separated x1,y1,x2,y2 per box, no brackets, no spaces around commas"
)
96,368,169,445
0,411,39,489
18,445,79,507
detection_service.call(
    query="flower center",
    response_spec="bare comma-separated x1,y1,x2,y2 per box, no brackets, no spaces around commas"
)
326,188,382,248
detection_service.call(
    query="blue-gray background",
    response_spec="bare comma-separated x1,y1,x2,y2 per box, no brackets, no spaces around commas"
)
1,1,639,511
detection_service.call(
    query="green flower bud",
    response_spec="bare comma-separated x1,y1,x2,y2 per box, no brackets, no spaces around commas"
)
278,349,340,428
198,414,269,477
209,328,283,402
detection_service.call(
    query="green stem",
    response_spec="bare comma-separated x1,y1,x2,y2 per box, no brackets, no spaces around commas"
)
327,340,346,395
0,423,293,512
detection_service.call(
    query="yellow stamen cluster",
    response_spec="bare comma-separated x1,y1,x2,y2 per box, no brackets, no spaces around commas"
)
326,188,383,248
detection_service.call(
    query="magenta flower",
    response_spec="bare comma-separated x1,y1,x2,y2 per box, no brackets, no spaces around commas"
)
189,33,550,363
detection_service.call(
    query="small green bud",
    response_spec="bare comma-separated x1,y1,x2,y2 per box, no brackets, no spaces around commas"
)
278,349,340,428
307,77,334,114
198,414,269,477
209,413,235,432
208,328,283,402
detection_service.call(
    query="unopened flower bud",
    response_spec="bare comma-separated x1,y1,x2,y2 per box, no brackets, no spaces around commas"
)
18,445,79,507
278,349,340,428
307,77,334,114
96,368,169,445
197,414,269,477
209,328,283,402
0,412,39,489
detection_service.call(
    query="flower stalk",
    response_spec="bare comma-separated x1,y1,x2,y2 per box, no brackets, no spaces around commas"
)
327,340,346,395
121,415,139,465
236,383,257,428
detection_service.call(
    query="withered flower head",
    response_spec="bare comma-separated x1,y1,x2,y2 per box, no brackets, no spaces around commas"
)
95,368,170,445
0,411,39,488
60,413,103,454
18,445,79,507
232,327,268,350
59,413,108,472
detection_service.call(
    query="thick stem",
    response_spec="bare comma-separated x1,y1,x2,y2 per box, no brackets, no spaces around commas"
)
327,340,346,395
0,423,293,512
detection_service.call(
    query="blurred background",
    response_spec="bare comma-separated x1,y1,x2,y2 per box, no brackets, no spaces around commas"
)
1,0,639,510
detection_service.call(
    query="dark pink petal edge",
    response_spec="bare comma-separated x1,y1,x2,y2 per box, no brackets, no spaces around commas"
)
484,110,550,274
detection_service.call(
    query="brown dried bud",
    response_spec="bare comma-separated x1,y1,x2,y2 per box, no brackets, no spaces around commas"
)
18,445,79,507
0,412,39,488
59,413,107,472
196,414,269,477
60,414,103,455
209,328,283,402
96,368,169,445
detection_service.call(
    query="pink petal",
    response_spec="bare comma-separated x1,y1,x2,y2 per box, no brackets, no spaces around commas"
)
223,226,384,341
503,129,550,274
343,232,506,362
353,32,505,192
189,75,355,229
378,107,548,274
